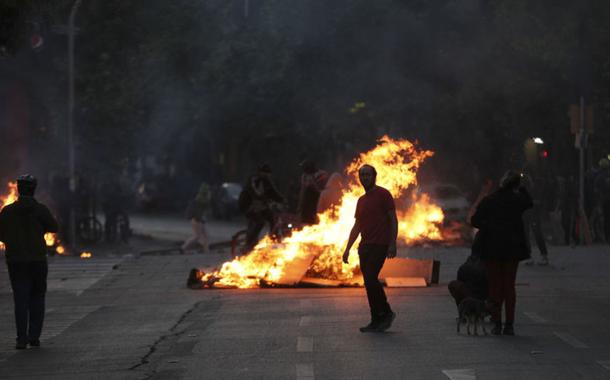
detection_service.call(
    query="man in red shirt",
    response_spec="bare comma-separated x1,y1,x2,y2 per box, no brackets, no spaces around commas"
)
343,164,398,332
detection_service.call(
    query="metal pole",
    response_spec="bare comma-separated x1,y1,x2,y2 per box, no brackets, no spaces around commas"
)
578,95,586,244
244,0,249,18
68,0,83,253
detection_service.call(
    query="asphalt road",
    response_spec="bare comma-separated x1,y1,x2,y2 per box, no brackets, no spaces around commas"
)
1,243,610,380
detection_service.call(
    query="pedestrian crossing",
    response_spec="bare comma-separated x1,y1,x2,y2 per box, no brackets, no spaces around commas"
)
0,257,121,361
0,256,122,296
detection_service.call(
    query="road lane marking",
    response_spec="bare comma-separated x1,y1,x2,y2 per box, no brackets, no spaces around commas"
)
523,311,547,323
442,368,476,380
297,336,313,352
553,332,589,349
296,363,314,380
299,316,312,327
597,360,610,371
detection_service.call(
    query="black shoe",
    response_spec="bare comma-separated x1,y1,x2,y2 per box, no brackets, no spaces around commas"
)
376,312,397,332
29,339,40,347
491,322,502,335
502,324,515,336
15,340,27,350
359,320,381,333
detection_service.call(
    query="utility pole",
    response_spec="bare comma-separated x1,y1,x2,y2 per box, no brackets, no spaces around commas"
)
67,0,83,253
578,95,586,243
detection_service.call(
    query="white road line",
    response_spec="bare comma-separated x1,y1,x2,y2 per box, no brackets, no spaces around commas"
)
297,337,313,352
553,332,589,349
296,363,314,380
596,360,610,371
442,369,476,380
41,306,99,340
299,316,312,327
523,311,547,323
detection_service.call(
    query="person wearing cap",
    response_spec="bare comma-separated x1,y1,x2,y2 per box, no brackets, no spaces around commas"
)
238,164,285,251
0,174,58,349
470,170,533,336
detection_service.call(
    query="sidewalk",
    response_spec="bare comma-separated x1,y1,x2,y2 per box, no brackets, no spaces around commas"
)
129,213,244,246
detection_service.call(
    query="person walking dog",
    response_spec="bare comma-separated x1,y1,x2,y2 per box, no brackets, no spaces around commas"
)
470,170,533,336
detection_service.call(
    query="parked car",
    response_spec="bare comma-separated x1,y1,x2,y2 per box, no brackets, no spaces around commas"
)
418,183,470,224
211,182,243,220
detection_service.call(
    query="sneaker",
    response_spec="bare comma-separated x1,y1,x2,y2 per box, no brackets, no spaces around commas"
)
15,339,27,350
502,324,515,336
359,320,381,333
376,311,397,332
491,322,502,335
29,339,40,347
538,256,549,266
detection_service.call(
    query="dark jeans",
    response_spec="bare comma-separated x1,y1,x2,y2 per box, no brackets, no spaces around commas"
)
523,207,548,256
245,210,275,250
358,244,392,321
483,260,518,324
7,261,48,342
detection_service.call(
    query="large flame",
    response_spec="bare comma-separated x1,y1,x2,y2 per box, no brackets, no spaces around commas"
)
1,182,66,254
203,136,456,288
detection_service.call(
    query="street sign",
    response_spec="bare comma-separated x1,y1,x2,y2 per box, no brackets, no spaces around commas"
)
569,104,594,134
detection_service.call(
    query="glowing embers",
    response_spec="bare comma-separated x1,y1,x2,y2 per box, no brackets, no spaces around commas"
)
198,135,458,289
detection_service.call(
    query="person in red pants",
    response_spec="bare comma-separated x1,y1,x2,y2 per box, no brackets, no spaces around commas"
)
470,170,533,336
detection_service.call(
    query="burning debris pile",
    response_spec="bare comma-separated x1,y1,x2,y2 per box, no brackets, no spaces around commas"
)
0,182,66,255
194,136,462,289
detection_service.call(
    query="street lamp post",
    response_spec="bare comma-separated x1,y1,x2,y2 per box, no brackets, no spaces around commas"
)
67,0,83,253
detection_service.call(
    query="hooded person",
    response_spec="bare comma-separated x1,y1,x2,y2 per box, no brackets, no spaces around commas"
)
0,174,58,349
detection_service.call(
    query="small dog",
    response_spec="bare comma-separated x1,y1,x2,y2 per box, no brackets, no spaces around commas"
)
456,297,489,336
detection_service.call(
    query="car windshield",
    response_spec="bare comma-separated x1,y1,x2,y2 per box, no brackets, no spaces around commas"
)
223,183,242,198
433,186,462,199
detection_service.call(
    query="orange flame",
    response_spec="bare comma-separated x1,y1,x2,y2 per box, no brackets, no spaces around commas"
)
1,182,63,253
0,182,18,209
201,136,457,288
0,182,19,251
80,251,92,259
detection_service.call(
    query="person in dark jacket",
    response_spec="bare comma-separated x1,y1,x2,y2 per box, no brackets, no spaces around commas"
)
470,170,533,336
448,247,489,308
0,174,58,349
239,164,285,251
297,160,328,225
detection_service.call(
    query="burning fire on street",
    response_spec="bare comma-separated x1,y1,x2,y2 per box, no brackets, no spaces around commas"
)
198,136,462,289
0,181,67,255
